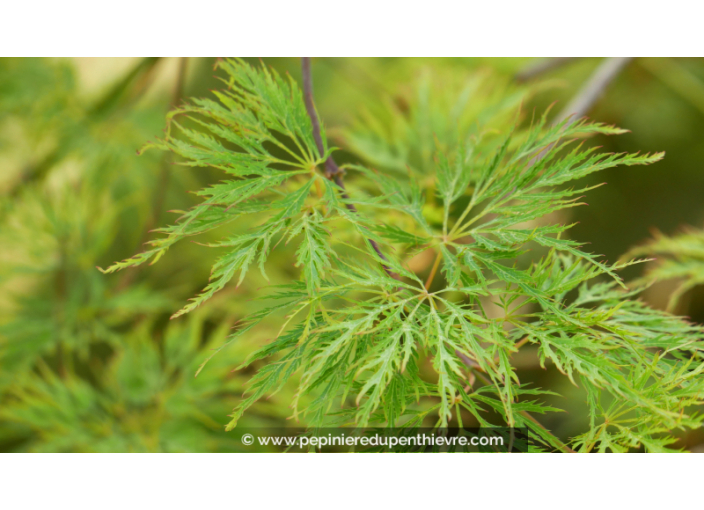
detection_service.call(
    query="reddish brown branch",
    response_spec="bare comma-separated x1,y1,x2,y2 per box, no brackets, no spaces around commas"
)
301,57,399,281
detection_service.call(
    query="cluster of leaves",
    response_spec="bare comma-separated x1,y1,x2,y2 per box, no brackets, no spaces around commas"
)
0,58,308,452
0,59,167,379
105,58,704,452
1,318,259,452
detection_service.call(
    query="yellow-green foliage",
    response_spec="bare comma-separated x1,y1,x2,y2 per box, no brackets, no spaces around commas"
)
102,59,703,452
3,57,704,453
625,228,704,312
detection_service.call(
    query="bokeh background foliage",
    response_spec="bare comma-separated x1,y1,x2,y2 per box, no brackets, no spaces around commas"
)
1,57,703,452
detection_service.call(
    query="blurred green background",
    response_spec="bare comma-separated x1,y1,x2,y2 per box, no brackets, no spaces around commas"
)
1,57,703,452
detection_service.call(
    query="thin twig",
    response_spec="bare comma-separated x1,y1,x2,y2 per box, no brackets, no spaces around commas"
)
117,57,189,291
529,57,633,166
555,57,633,125
301,57,400,281
515,57,581,82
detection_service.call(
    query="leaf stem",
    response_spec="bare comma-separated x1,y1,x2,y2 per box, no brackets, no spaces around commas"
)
472,369,575,453
424,250,443,290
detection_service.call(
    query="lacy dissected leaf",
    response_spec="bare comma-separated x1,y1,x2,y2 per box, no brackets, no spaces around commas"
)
102,59,335,315
624,226,704,311
93,60,704,452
